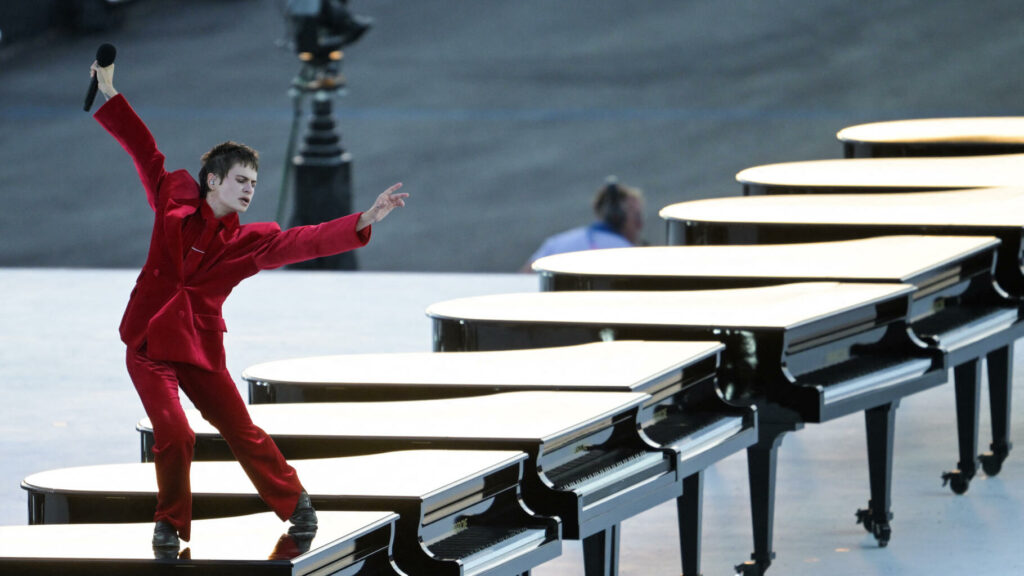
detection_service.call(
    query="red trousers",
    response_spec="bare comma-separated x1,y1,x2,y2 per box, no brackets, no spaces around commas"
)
126,346,303,541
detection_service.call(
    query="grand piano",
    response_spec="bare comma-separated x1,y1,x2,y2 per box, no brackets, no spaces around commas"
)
425,282,946,575
134,391,679,576
239,340,757,576
532,235,1022,493
23,450,557,576
661,188,1023,486
735,153,1024,195
0,511,404,576
837,117,1024,158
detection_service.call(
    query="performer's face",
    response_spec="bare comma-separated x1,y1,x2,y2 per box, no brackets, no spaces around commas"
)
207,164,257,216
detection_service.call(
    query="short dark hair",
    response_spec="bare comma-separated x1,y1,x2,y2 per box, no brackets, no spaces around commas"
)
199,141,259,198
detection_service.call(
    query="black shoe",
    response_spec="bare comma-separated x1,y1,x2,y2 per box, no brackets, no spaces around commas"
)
288,490,318,536
152,520,180,550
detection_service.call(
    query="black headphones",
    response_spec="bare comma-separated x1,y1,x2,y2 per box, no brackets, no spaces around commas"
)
599,176,626,232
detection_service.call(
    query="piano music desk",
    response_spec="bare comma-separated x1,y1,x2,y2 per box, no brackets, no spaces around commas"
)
837,117,1024,158
0,511,402,576
240,340,756,576
735,153,1024,195
135,391,678,576
426,282,946,576
23,451,558,576
534,235,1023,492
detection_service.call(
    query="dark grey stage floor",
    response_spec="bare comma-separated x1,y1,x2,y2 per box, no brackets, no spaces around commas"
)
0,269,1020,576
3,0,1024,272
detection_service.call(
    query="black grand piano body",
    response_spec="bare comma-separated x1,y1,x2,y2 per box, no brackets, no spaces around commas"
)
662,191,1023,488
0,511,404,576
239,340,757,576
426,283,945,575
134,391,679,576
23,451,558,576
534,235,1022,492
836,117,1024,158
736,154,1024,197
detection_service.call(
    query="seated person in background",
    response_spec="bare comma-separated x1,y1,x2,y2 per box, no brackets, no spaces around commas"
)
521,177,645,271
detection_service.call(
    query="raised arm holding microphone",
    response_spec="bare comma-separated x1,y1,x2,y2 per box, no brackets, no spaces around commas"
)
88,58,408,551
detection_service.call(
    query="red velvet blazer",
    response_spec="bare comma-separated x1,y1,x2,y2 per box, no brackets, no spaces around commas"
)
95,94,371,371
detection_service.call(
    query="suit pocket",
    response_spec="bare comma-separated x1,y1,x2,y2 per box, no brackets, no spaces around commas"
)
194,314,227,333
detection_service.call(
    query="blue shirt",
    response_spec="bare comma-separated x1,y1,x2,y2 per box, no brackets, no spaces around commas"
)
526,222,634,265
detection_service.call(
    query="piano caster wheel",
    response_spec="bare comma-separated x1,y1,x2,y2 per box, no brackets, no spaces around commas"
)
855,509,891,547
979,453,1003,477
872,522,891,547
941,470,971,495
734,554,772,576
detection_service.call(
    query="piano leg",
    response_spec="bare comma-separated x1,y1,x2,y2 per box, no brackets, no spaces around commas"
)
980,346,1014,477
942,359,981,494
855,402,896,547
677,471,703,576
736,421,794,576
582,524,620,576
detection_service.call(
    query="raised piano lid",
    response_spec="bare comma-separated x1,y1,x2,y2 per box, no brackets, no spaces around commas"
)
0,511,402,576
426,282,914,333
532,235,999,286
137,391,651,447
734,153,1024,191
659,187,1024,228
23,451,559,576
837,117,1024,145
243,341,721,394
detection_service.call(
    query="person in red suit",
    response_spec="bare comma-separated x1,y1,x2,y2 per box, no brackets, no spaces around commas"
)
89,60,408,550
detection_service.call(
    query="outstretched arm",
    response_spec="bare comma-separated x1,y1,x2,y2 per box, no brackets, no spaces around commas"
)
357,183,408,231
91,61,168,212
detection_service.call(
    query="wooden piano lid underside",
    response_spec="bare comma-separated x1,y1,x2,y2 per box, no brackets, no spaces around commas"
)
427,282,913,330
660,187,1024,227
838,117,1024,145
0,511,395,561
533,235,999,281
23,451,525,499
735,153,1024,188
139,391,651,442
243,341,722,388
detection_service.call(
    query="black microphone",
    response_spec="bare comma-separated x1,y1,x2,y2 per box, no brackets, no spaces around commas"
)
84,43,117,112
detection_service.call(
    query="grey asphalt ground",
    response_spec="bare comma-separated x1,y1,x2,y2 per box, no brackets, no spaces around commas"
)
3,0,1023,272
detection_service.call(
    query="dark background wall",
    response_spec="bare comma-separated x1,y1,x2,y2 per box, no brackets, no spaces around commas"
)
2,0,1023,272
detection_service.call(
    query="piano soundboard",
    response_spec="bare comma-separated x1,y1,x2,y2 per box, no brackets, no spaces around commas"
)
0,511,403,576
23,450,557,576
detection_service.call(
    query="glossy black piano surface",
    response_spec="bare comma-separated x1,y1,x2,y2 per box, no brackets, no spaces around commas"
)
240,341,755,576
134,391,678,548
23,451,558,576
836,117,1024,158
533,236,1022,495
0,511,403,576
425,282,946,575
